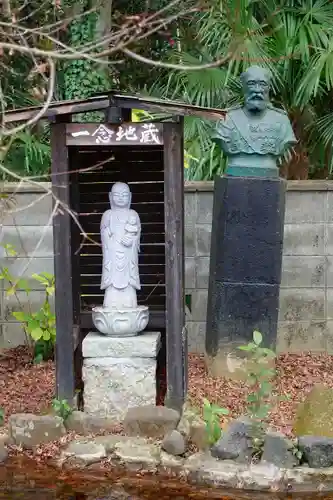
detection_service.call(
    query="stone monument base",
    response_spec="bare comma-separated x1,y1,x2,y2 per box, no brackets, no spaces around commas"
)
82,331,161,421
206,175,286,378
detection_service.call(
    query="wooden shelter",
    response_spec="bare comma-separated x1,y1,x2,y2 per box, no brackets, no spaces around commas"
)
4,93,225,411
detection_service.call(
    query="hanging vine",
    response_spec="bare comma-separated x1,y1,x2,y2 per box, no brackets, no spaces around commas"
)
62,0,110,121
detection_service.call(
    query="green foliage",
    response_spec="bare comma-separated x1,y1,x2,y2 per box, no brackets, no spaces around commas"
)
12,273,55,362
0,243,56,362
238,331,277,429
52,399,73,421
0,408,4,426
202,398,229,445
61,2,110,122
150,0,333,179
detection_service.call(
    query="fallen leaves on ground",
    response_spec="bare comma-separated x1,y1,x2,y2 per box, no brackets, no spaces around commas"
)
2,347,333,461
0,346,55,421
187,352,333,437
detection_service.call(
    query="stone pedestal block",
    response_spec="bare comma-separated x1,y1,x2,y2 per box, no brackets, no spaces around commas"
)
82,331,161,421
206,175,286,376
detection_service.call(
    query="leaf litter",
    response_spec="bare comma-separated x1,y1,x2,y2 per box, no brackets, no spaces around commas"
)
2,347,333,462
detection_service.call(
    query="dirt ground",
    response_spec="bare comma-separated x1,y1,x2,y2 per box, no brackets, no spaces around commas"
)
1,347,333,440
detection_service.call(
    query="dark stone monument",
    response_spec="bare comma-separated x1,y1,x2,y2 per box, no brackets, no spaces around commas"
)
206,66,297,376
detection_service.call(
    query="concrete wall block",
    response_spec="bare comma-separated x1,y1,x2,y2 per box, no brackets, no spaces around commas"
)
3,290,55,322
188,289,208,322
0,322,28,349
277,320,328,353
184,192,197,225
283,223,325,256
325,224,333,256
278,288,325,321
196,256,210,289
185,257,196,289
1,192,53,226
2,257,54,290
196,224,212,257
1,226,53,257
325,289,333,319
326,192,333,223
281,256,326,287
196,192,213,224
185,225,196,257
285,191,327,224
325,257,333,287
186,321,206,354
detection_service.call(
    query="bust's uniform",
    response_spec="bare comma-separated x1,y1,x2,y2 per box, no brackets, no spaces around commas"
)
213,104,297,157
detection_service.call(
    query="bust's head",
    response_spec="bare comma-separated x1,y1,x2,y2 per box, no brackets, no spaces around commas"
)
109,182,131,209
240,65,271,113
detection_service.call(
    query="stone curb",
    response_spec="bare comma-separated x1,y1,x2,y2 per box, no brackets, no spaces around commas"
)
57,441,333,493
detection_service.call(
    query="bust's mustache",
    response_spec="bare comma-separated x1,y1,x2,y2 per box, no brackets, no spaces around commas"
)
247,93,265,101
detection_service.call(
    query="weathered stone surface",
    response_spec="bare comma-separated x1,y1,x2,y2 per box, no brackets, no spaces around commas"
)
294,384,333,437
124,405,180,439
82,357,157,420
284,466,333,491
177,406,207,450
184,452,246,488
261,431,298,468
65,411,117,435
160,451,184,470
237,463,284,490
9,413,66,448
62,441,106,466
162,430,186,456
82,331,161,358
93,434,129,454
298,436,333,468
211,417,255,463
114,438,161,469
0,434,8,463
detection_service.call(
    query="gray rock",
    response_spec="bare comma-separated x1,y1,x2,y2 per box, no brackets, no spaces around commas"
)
211,417,256,463
177,405,207,450
65,411,116,435
9,413,66,448
0,434,8,463
93,434,129,454
261,431,298,468
62,441,106,466
162,430,186,456
298,435,333,468
160,451,184,470
124,405,180,439
184,452,246,488
114,437,161,470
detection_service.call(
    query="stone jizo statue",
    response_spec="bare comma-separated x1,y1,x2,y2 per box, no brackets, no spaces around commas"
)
92,182,149,336
212,65,297,177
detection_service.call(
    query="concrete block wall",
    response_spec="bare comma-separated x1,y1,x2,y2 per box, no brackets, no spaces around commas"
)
184,181,333,354
1,180,333,354
0,183,54,348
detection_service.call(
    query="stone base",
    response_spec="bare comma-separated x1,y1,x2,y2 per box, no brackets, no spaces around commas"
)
206,175,286,372
82,331,161,421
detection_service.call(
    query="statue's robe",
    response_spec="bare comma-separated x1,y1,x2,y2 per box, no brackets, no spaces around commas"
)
212,105,297,157
100,209,141,291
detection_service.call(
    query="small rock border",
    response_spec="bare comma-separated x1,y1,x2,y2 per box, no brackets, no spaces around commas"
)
2,406,333,493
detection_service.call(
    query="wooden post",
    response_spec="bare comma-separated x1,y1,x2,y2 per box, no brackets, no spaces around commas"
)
51,117,75,404
163,120,187,411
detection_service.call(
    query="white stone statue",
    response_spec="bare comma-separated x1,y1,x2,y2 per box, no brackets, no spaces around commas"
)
92,182,149,336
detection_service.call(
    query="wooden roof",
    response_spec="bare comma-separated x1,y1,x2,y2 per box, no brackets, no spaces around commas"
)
3,92,226,124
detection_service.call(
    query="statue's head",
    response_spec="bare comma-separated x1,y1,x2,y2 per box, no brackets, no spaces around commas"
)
240,65,271,113
109,182,131,209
